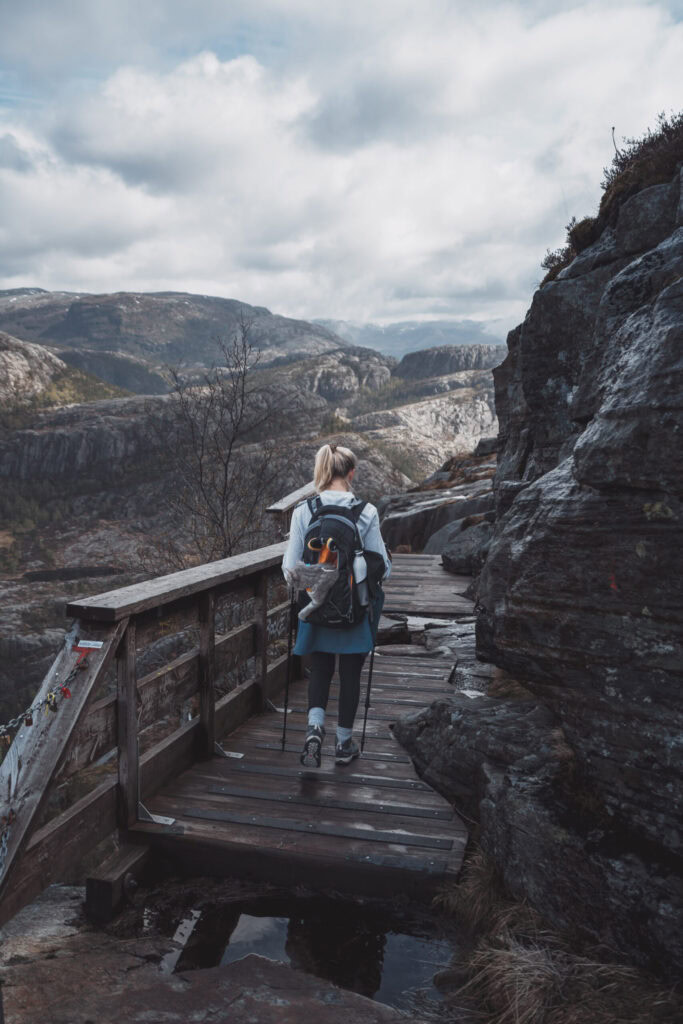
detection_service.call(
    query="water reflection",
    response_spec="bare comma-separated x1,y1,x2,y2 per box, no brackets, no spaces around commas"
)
163,898,453,1008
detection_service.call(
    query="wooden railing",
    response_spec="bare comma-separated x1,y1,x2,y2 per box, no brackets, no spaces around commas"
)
266,480,316,538
0,541,295,926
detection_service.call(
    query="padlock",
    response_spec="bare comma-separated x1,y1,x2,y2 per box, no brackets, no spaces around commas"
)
47,692,58,713
24,714,33,727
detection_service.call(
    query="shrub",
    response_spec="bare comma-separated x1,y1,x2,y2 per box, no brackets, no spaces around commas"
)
600,110,683,226
540,110,683,285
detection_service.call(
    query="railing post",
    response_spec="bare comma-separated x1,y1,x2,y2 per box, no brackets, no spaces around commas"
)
253,570,269,705
116,621,138,829
197,590,216,759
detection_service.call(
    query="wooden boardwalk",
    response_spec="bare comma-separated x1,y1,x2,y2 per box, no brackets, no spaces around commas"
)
382,553,473,617
132,555,470,897
1,544,472,926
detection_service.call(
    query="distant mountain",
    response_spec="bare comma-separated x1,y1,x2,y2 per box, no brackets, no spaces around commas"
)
314,318,504,359
0,289,350,387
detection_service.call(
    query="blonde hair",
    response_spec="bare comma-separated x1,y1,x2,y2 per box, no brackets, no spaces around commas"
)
314,443,357,492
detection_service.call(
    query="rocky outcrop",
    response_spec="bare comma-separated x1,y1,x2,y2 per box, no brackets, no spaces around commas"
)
393,344,506,380
285,346,394,401
0,289,349,370
0,332,66,401
397,167,683,975
380,480,493,551
380,452,496,551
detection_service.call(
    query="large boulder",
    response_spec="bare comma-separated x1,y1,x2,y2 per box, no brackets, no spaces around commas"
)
393,695,682,976
440,520,493,575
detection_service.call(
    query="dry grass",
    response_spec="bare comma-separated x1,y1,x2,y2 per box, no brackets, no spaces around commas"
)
460,931,680,1024
430,846,682,1024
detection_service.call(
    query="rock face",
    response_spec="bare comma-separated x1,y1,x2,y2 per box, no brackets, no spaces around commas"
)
398,169,683,974
393,344,506,380
285,346,394,401
57,348,169,395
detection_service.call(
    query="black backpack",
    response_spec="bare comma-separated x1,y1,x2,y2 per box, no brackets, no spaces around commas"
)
298,496,368,628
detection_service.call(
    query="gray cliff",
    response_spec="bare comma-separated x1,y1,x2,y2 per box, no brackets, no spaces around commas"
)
394,168,683,975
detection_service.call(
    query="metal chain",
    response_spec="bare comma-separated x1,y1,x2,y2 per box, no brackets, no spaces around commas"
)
0,663,81,739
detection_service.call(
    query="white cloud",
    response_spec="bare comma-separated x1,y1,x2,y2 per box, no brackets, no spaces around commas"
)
0,1,682,334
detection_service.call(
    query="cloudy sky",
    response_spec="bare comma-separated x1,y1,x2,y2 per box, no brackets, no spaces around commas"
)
0,1,681,337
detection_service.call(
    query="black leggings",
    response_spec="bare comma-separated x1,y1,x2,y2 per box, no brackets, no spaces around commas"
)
308,652,366,729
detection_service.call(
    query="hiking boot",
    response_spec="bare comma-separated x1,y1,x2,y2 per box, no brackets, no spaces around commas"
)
300,724,325,768
335,737,360,765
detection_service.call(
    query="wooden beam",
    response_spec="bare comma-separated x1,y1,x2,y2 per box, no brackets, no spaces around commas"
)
266,481,316,514
197,591,216,760
117,621,138,829
253,571,268,706
0,618,127,918
85,843,149,924
66,542,287,622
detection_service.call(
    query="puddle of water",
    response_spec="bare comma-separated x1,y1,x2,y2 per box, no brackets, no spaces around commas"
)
159,898,455,1009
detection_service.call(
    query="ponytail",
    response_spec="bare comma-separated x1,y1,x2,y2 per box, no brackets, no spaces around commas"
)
313,443,357,492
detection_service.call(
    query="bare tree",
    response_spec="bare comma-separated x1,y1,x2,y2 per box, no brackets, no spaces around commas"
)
142,316,294,570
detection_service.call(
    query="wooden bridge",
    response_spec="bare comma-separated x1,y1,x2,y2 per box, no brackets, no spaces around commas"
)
0,491,471,926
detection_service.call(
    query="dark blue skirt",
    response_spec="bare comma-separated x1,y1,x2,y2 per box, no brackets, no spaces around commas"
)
293,590,385,655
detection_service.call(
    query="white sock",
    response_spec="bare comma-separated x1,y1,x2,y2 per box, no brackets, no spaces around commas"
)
308,707,325,730
336,725,353,744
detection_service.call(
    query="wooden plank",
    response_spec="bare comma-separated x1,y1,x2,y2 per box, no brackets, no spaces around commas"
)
134,596,200,649
170,774,454,831
181,805,454,850
85,843,149,924
266,481,316,514
117,621,138,829
250,742,410,765
212,760,432,793
143,798,461,865
0,618,127,917
66,542,287,622
197,591,216,760
204,782,454,821
130,819,454,899
0,778,117,928
182,769,446,821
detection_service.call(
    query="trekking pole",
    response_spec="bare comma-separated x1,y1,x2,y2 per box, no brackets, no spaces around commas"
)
281,595,296,751
361,639,376,753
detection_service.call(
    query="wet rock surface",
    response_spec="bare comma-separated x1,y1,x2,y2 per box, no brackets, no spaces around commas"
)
0,883,435,1023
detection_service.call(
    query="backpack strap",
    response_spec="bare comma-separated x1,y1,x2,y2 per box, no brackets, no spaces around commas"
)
350,500,367,523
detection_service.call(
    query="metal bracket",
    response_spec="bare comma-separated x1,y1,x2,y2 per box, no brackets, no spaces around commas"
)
138,802,175,826
214,743,244,759
265,699,291,714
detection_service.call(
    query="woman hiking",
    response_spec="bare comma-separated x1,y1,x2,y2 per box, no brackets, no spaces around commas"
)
282,443,391,768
